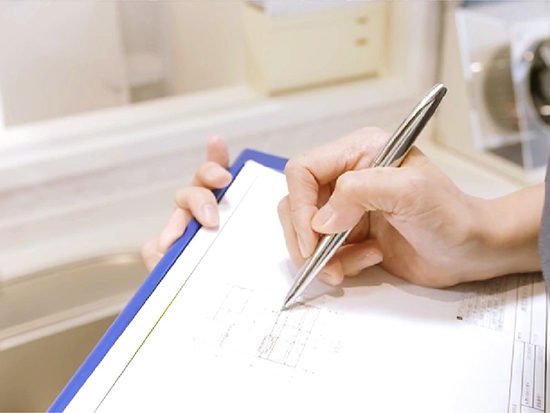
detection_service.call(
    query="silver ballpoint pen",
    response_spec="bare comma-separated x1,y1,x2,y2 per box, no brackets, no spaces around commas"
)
281,83,448,310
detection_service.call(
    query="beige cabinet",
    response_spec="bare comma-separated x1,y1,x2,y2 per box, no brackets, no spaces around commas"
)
244,2,387,95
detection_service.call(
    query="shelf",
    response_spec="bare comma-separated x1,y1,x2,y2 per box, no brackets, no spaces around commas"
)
0,75,417,190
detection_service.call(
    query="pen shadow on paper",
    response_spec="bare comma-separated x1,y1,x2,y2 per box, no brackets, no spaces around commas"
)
278,259,520,325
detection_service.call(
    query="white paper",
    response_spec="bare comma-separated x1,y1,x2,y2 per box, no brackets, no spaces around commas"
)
65,161,547,413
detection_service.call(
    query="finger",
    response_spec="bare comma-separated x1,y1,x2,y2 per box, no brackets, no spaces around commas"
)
192,161,232,188
400,146,431,168
142,237,162,272
175,187,220,228
284,128,389,258
317,184,332,208
277,196,305,265
311,165,426,234
346,215,370,245
142,209,193,272
206,135,229,168
317,240,383,285
157,208,192,254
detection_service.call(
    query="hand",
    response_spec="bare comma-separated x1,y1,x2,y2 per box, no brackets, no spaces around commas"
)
142,136,231,271
278,127,541,288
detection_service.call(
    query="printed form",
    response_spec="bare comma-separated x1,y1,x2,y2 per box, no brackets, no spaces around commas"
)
65,161,547,413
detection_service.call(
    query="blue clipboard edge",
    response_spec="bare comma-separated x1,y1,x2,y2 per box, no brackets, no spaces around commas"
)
49,149,288,412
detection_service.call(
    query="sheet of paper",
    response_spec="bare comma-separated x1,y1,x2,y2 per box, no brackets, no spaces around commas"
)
65,161,547,413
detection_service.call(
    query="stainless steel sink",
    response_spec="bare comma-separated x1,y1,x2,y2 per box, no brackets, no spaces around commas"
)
0,253,149,412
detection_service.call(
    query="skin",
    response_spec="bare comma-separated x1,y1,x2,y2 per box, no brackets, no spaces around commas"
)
142,135,232,270
143,130,543,289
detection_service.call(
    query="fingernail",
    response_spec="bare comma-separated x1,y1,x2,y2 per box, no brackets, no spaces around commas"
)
221,170,232,185
369,252,383,266
205,166,220,182
312,204,333,228
201,204,219,227
351,252,383,275
318,270,341,286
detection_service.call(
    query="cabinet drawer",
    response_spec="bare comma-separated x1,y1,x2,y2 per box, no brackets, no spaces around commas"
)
243,2,387,94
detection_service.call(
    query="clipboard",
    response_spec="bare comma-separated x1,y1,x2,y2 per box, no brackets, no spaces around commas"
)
48,149,288,412
47,147,549,413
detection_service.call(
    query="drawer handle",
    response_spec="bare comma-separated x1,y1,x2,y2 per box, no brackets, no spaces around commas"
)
356,16,369,25
356,38,368,46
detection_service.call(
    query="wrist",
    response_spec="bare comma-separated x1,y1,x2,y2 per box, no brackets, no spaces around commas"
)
466,185,543,282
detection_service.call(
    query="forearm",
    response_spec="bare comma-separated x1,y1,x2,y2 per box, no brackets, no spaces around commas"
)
472,183,544,278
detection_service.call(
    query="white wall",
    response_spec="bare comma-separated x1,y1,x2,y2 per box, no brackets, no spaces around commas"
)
0,3,129,126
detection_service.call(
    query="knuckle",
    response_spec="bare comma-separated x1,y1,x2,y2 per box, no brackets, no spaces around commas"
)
175,187,208,209
354,127,389,145
174,188,184,203
284,153,311,177
336,171,358,198
355,127,391,154
198,162,219,180
141,239,155,259
369,168,386,180
141,243,149,259
407,170,430,194
194,162,207,175
174,187,189,204
357,126,386,137
284,158,299,176
277,197,289,216
392,170,430,214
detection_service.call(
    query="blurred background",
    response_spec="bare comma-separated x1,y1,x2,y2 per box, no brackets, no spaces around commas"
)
0,1,549,411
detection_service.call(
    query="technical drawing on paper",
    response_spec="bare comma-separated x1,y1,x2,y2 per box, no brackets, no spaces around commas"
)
194,284,344,373
455,273,547,412
455,276,508,332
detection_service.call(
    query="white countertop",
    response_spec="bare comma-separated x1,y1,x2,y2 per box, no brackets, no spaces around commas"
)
422,143,523,198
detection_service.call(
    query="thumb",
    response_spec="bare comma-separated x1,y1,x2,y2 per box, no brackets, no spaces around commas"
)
311,167,422,234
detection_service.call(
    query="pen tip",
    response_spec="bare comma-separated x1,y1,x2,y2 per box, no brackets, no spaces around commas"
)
281,296,299,311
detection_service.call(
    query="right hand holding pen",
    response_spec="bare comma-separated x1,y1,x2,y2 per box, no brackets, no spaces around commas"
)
278,127,526,288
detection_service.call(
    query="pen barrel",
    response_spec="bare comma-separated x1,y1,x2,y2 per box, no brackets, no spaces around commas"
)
373,83,447,168
285,230,351,306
